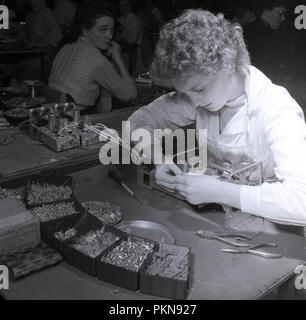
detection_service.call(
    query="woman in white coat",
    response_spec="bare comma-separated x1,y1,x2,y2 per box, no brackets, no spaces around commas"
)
128,9,306,226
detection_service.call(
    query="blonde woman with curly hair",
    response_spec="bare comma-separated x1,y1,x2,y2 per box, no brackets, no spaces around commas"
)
128,9,306,226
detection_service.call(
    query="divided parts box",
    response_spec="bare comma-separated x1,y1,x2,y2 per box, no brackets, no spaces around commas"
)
66,221,127,277
139,243,190,300
97,235,158,292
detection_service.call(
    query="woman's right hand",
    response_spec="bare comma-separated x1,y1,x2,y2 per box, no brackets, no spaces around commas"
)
155,163,183,191
107,41,122,60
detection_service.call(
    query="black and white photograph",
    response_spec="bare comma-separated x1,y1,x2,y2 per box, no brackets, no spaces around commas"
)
0,0,306,305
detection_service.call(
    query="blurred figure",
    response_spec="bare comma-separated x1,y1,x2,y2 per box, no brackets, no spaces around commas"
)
244,0,290,81
146,0,164,28
136,1,159,69
13,0,63,81
27,0,62,48
117,0,143,75
54,0,77,35
234,0,257,27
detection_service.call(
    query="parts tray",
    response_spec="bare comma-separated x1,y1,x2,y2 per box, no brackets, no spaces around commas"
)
139,243,190,300
65,220,127,277
39,201,86,257
31,201,84,243
97,235,158,291
26,175,75,209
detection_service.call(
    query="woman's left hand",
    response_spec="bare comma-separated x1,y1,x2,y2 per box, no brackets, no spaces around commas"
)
171,174,222,205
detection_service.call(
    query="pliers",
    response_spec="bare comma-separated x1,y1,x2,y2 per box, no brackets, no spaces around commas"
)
196,230,252,247
222,243,282,259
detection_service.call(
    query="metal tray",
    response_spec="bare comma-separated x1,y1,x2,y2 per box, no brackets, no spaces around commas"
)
116,220,175,244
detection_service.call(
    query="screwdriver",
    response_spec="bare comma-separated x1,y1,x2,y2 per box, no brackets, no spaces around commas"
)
108,169,143,206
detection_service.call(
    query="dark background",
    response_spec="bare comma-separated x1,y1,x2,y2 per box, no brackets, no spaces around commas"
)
3,0,306,82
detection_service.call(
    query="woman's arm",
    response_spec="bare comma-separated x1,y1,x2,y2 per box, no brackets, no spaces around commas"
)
126,91,197,163
43,9,63,48
169,86,306,226
240,98,306,226
93,42,136,101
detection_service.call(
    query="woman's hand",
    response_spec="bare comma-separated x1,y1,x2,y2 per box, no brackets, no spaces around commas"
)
155,165,241,208
155,163,183,192
170,174,222,205
107,41,122,60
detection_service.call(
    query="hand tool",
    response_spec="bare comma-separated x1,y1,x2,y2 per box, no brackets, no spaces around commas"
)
222,243,282,259
196,230,251,247
108,169,143,206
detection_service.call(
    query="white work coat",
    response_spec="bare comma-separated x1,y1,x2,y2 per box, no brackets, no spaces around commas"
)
128,66,306,226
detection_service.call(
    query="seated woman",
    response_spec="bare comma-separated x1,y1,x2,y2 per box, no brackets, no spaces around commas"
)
48,3,137,113
128,9,306,226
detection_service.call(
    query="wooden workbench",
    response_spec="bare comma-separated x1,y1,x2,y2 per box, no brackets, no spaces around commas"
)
2,164,306,300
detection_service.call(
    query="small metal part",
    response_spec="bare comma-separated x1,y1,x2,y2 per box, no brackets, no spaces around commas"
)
48,112,56,132
73,110,80,123
83,115,90,126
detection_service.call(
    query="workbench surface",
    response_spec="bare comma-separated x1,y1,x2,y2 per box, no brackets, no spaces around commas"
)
0,107,137,183
1,79,306,299
2,164,306,300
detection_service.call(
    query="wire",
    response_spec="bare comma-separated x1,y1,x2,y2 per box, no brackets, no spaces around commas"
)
84,124,142,163
16,119,29,130
57,122,79,136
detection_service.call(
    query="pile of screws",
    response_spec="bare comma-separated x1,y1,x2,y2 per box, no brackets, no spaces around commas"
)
0,187,22,201
82,201,122,225
146,244,189,280
71,227,120,258
54,228,78,241
101,237,155,272
27,182,72,205
31,202,77,222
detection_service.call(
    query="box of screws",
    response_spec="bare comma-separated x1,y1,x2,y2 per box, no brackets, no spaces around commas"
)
97,235,158,291
139,243,190,299
66,222,127,277
31,197,84,243
81,201,122,226
39,203,86,257
26,175,74,208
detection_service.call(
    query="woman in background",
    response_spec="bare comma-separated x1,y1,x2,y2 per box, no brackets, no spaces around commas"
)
49,2,136,113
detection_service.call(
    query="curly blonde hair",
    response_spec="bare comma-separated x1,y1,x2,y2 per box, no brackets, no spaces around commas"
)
150,9,250,88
